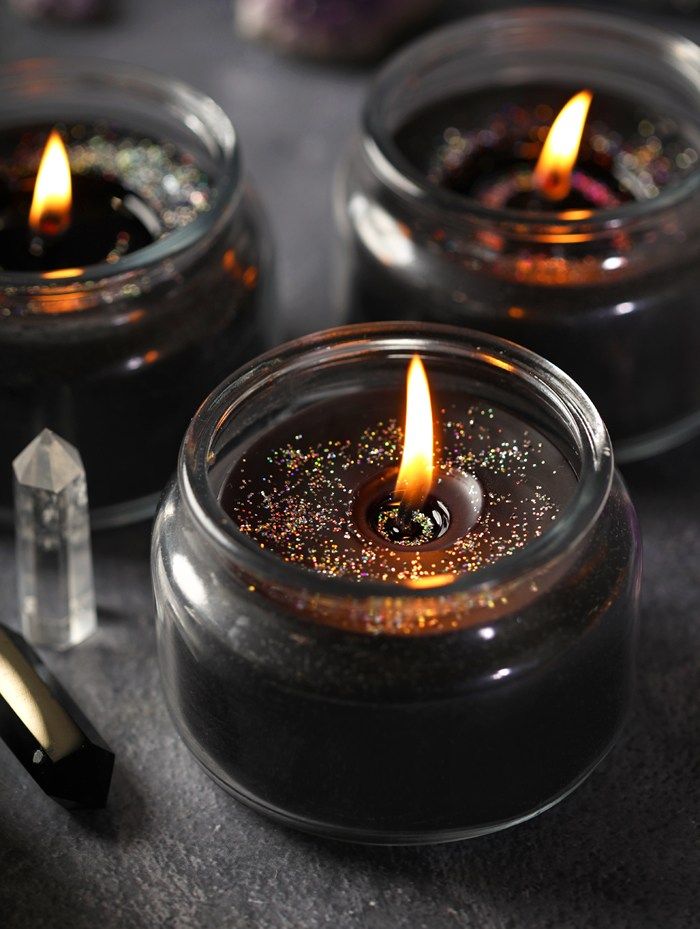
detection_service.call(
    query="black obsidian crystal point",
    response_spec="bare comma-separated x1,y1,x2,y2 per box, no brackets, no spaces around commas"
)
0,624,114,809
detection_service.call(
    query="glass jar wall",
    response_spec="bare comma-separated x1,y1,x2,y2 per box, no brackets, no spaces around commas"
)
0,58,273,527
335,9,700,462
152,323,641,844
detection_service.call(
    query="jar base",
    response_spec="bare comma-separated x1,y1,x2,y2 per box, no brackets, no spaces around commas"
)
178,724,622,846
615,409,700,463
0,491,159,532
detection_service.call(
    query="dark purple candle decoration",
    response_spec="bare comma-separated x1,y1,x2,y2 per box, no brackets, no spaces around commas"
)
8,0,108,22
235,0,441,61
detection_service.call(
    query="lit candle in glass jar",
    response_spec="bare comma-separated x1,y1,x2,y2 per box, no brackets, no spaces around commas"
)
0,59,272,527
337,8,700,462
220,352,575,592
153,322,641,843
0,128,157,273
451,88,624,215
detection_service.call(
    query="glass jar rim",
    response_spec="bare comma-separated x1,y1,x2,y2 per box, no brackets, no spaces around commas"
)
362,6,700,230
0,56,240,292
179,322,614,601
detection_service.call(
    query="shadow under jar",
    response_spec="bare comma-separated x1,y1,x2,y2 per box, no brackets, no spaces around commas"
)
152,322,641,844
336,8,700,463
0,59,272,528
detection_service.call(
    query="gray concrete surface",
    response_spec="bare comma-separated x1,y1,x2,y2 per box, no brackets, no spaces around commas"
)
0,2,698,927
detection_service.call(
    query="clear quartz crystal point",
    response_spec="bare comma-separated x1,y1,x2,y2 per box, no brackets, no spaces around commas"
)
13,429,97,650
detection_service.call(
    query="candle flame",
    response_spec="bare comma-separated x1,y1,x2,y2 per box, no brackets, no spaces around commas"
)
394,355,434,509
534,90,593,201
29,130,72,236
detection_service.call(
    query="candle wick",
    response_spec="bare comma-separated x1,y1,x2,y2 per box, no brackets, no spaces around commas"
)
28,236,45,257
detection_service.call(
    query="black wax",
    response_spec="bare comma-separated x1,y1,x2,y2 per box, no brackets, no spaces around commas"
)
0,173,157,272
160,468,639,840
180,391,634,838
394,84,664,208
0,123,269,517
345,85,700,452
219,390,578,589
0,233,267,515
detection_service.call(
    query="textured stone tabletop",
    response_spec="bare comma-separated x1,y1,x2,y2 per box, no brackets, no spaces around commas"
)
0,2,698,927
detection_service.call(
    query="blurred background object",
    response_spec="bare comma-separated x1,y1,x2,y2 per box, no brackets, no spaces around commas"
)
8,0,109,22
234,0,443,61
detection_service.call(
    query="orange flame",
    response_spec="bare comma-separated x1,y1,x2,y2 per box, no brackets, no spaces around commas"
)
394,355,434,509
534,90,593,201
29,130,72,236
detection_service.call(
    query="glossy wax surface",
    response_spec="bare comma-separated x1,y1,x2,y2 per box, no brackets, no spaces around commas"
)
0,122,213,272
394,83,699,209
221,389,577,585
0,173,155,272
0,118,267,517
342,80,700,456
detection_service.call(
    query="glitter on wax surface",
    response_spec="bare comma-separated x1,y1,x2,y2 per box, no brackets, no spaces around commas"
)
478,168,623,212
429,103,696,204
375,505,435,546
229,403,571,584
3,123,213,235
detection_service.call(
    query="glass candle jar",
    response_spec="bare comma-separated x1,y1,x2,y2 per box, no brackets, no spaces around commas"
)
152,322,641,844
335,8,700,462
0,59,272,528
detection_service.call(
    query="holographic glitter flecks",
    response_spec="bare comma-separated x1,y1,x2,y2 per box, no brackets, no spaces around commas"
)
389,88,700,288
2,123,214,235
374,501,440,546
428,101,696,204
226,402,577,585
477,167,623,212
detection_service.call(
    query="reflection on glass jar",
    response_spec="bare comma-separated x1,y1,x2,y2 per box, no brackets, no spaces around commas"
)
336,9,700,462
0,59,273,527
152,322,641,844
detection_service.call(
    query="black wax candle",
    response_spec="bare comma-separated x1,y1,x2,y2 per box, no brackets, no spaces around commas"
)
162,564,634,838
220,389,577,588
394,84,682,210
0,115,269,522
153,322,641,841
341,80,700,457
0,125,178,272
0,172,157,272
154,328,640,840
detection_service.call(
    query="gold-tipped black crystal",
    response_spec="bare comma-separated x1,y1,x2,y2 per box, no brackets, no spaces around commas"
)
0,624,114,809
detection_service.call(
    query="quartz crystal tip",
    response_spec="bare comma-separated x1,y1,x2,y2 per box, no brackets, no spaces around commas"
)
13,429,97,650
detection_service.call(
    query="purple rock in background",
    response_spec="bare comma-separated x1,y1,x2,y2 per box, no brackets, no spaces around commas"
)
234,0,442,61
8,0,107,22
